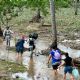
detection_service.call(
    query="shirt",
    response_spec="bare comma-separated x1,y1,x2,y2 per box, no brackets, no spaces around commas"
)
16,39,24,49
50,49,61,65
64,56,72,66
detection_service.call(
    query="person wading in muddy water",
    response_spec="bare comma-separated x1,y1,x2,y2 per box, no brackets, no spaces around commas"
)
28,33,38,58
15,36,25,64
29,34,35,58
3,26,13,48
58,53,74,80
47,44,61,79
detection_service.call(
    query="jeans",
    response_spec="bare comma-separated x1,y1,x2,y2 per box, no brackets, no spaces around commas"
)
64,66,73,74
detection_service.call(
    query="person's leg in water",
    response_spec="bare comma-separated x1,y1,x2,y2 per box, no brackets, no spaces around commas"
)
63,73,66,80
63,72,74,80
52,65,59,80
54,69,58,75
30,46,33,58
6,36,10,49
16,47,20,63
68,67,74,80
64,66,74,80
19,49,23,64
52,69,58,80
6,38,8,46
19,53,23,64
63,66,68,80
16,52,19,63
8,38,10,47
16,52,23,64
70,73,74,80
6,37,8,49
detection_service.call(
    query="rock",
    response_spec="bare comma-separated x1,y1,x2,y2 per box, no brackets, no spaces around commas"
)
61,39,80,49
73,58,80,67
0,72,10,80
41,49,50,55
16,75,19,78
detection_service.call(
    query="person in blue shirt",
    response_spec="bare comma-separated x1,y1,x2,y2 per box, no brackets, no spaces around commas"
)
16,36,25,64
47,44,61,77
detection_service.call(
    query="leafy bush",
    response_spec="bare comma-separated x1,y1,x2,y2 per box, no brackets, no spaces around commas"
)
55,0,71,8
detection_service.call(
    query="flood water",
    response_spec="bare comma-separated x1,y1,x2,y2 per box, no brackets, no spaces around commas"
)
12,40,80,80
58,43,80,58
12,40,63,80
0,39,80,80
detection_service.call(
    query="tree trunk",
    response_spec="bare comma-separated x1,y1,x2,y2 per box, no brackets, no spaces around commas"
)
36,8,41,20
0,27,3,37
30,8,42,23
49,0,57,47
75,0,79,15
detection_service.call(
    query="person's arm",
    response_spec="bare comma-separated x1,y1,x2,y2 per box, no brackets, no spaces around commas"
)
10,30,14,34
58,60,65,68
72,59,74,66
3,30,6,37
47,54,52,64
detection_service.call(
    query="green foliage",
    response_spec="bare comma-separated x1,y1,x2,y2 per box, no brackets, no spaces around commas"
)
55,0,71,8
0,0,72,26
26,0,49,16
0,0,49,26
0,0,26,26
0,60,26,73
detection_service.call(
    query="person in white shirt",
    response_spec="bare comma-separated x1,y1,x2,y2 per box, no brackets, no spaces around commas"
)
3,26,13,47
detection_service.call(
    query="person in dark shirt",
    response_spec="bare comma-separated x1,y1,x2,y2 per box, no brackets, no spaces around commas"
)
59,53,74,80
15,36,24,64
29,38,35,58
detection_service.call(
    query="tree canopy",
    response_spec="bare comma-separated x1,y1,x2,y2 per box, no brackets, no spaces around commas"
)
0,0,72,26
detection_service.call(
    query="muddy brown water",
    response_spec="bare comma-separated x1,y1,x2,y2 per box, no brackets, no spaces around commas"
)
0,39,80,80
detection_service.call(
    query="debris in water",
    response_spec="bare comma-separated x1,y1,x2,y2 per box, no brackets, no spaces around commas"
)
16,75,19,78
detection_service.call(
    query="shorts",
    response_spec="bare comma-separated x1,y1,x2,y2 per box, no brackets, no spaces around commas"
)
52,64,59,70
16,47,24,54
64,66,73,74
29,45,35,51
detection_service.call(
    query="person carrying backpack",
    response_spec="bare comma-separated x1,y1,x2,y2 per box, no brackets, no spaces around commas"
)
3,26,13,47
47,44,61,77
29,32,38,40
29,37,35,58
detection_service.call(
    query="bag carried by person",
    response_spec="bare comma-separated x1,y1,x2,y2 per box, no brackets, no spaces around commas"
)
53,50,61,60
5,30,11,36
52,50,61,65
29,33,38,40
23,40,29,49
72,67,79,79
29,38,34,46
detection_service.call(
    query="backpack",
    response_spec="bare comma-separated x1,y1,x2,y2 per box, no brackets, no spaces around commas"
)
32,33,38,40
29,33,38,40
53,50,61,60
29,38,34,46
5,30,11,37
